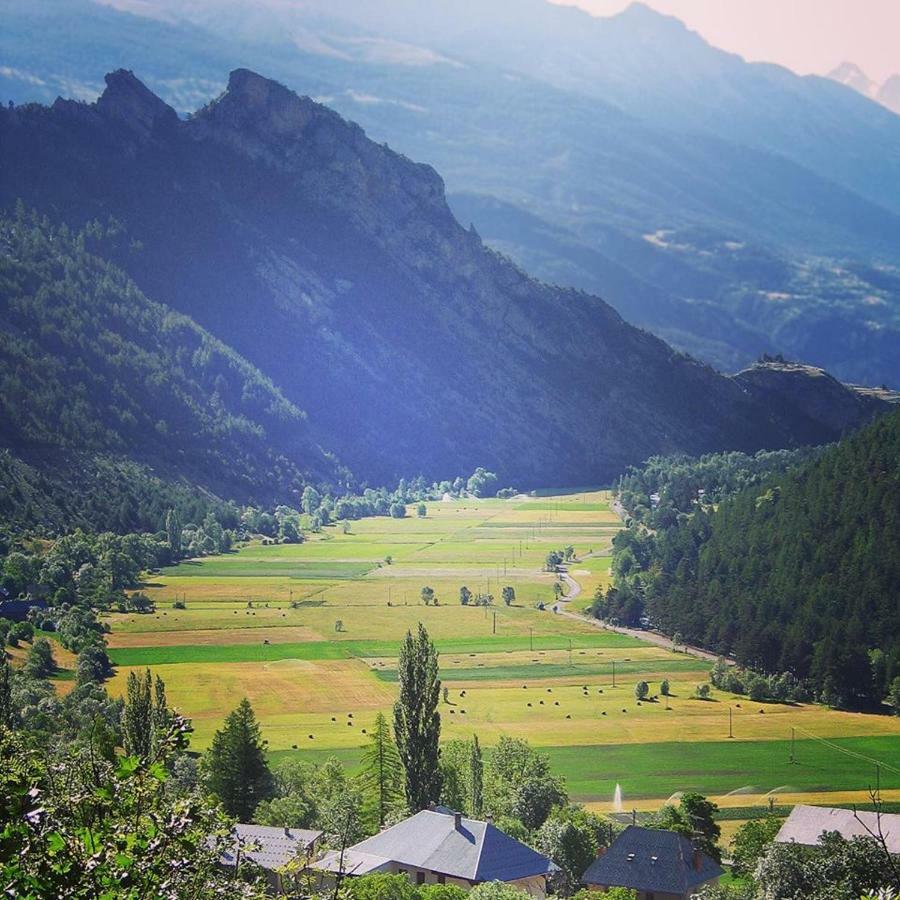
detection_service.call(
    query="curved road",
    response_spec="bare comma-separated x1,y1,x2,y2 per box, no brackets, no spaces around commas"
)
554,563,722,664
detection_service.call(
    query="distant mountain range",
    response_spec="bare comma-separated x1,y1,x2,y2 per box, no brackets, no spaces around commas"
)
827,61,900,115
0,70,887,493
1,0,899,390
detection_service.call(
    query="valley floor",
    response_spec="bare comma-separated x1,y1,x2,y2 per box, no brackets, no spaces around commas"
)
97,491,900,826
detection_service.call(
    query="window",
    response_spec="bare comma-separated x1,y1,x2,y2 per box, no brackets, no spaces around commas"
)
437,875,446,885
416,872,426,885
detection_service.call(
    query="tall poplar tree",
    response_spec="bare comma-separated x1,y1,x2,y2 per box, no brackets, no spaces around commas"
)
0,656,13,730
393,623,442,811
470,734,484,818
123,669,173,759
165,508,182,556
360,712,404,828
204,697,273,819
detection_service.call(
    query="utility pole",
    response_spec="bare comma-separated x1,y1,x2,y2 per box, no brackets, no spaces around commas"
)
492,612,496,635
790,727,795,764
612,660,616,688
728,706,733,739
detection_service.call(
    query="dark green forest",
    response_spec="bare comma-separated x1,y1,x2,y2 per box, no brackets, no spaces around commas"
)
604,420,900,708
0,209,343,509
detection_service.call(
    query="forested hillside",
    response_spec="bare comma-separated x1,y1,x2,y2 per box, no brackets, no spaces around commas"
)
0,209,344,517
607,413,900,707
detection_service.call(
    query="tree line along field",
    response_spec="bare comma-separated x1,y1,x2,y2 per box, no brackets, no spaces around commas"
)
101,490,900,823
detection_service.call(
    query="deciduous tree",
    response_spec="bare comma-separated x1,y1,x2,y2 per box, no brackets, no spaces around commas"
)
394,624,442,811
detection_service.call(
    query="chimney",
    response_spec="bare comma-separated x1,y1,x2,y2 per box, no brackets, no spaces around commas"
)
693,848,702,872
284,827,290,837
595,846,607,858
428,802,436,811
486,813,493,825
454,812,462,830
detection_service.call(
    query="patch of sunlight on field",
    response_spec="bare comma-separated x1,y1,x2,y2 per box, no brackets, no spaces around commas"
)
289,601,603,644
103,605,325,634
106,625,321,648
107,658,393,748
587,789,900,820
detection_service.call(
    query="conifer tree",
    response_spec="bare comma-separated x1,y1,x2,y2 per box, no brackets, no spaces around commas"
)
393,623,442,811
204,697,273,819
360,712,404,827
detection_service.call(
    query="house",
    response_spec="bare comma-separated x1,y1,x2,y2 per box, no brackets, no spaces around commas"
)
312,807,558,897
775,804,900,853
221,824,322,893
581,826,723,899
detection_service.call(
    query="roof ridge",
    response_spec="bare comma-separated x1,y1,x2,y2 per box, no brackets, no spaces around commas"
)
471,816,490,880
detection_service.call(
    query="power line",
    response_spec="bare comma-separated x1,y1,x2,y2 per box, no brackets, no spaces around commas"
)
793,726,900,776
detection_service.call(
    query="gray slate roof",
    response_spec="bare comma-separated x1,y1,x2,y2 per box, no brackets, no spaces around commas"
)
315,809,557,882
582,826,723,895
776,804,900,853
221,824,322,871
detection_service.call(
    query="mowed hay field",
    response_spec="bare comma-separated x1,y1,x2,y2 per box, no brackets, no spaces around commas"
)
102,490,900,818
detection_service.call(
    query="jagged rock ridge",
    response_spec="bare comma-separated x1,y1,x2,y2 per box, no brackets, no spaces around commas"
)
0,70,888,485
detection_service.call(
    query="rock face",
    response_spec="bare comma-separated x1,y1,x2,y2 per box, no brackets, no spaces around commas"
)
95,69,179,137
734,361,887,438
0,70,888,485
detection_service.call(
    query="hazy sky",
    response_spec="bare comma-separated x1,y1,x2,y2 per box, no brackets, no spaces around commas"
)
557,0,900,83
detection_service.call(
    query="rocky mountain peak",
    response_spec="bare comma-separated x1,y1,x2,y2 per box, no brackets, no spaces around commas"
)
96,69,177,137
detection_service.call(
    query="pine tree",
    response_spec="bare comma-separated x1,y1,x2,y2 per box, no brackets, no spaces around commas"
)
204,698,272,819
470,734,484,817
360,712,404,827
393,623,443,811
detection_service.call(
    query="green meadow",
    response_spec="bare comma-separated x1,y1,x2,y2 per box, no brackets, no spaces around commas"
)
103,490,900,819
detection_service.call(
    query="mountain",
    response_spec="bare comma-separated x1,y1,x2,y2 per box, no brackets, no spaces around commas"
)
878,75,900,116
2,0,899,388
827,61,900,116
827,62,879,99
0,70,887,488
0,206,343,519
635,408,900,707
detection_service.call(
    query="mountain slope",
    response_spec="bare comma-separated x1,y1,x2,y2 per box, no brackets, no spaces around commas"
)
0,70,886,486
0,208,341,507
640,409,900,706
3,0,899,386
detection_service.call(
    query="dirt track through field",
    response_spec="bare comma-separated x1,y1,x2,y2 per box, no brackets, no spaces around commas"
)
555,563,722,663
